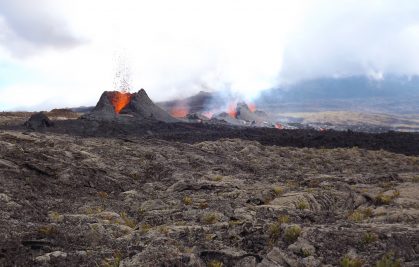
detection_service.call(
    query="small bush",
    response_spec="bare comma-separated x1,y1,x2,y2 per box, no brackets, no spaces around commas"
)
273,186,283,196
37,225,58,237
375,190,400,205
97,191,109,199
376,253,401,267
102,251,122,267
203,213,218,224
296,199,309,210
349,211,364,222
48,211,62,222
212,175,224,182
228,219,242,226
182,196,193,205
268,222,281,242
158,225,169,235
341,256,364,267
284,225,301,243
140,223,151,234
120,212,136,229
363,232,378,244
363,207,373,218
278,215,290,224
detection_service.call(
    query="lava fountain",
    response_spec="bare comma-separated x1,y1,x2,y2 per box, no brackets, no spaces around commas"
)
107,91,133,113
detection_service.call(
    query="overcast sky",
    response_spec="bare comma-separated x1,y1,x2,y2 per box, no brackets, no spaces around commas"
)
1,0,419,110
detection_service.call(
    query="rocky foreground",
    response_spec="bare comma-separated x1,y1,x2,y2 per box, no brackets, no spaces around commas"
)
0,128,418,267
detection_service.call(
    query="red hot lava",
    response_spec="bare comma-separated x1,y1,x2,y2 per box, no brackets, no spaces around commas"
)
170,103,189,118
228,102,238,118
275,123,283,129
107,92,133,113
248,103,256,112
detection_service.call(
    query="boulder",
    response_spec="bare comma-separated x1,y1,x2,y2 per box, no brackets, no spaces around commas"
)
24,112,54,130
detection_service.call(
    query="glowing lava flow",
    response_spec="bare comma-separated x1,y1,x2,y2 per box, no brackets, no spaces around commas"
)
108,92,133,113
170,103,189,118
170,107,188,118
275,123,283,129
248,103,256,112
228,102,237,118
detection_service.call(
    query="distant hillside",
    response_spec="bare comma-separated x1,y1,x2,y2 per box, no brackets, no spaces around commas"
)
256,75,419,114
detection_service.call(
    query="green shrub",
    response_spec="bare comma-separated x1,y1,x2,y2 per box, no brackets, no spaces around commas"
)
376,253,401,267
273,186,283,196
182,196,193,205
202,213,218,224
349,211,364,222
120,212,136,229
284,225,301,243
341,256,364,267
296,199,309,210
363,232,378,244
268,222,281,242
278,215,290,224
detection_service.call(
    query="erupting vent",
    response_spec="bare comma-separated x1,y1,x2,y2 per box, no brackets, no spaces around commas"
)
228,102,238,118
248,103,256,112
107,92,133,113
170,103,189,118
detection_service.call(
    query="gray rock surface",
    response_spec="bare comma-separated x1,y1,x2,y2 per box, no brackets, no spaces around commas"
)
0,131,418,266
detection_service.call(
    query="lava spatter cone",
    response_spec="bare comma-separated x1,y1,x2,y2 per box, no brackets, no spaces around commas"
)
83,89,177,122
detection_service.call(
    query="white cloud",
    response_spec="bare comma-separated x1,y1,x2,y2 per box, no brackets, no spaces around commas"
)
1,0,419,110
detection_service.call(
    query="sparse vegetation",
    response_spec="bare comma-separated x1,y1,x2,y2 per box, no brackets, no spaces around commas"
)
102,251,122,267
139,223,151,234
349,208,373,222
207,260,223,267
120,212,136,229
284,225,301,243
278,215,290,224
375,190,400,205
182,196,193,205
202,213,218,224
86,206,104,214
363,232,378,244
273,186,283,196
340,256,364,267
1,125,418,266
48,211,62,222
268,222,281,243
158,225,169,235
296,199,309,210
349,211,364,222
212,175,224,182
376,253,401,267
37,225,58,237
97,191,109,199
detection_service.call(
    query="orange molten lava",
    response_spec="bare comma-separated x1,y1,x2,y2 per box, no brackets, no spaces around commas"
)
170,104,189,118
108,92,133,113
275,123,283,129
248,103,256,112
228,102,237,118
